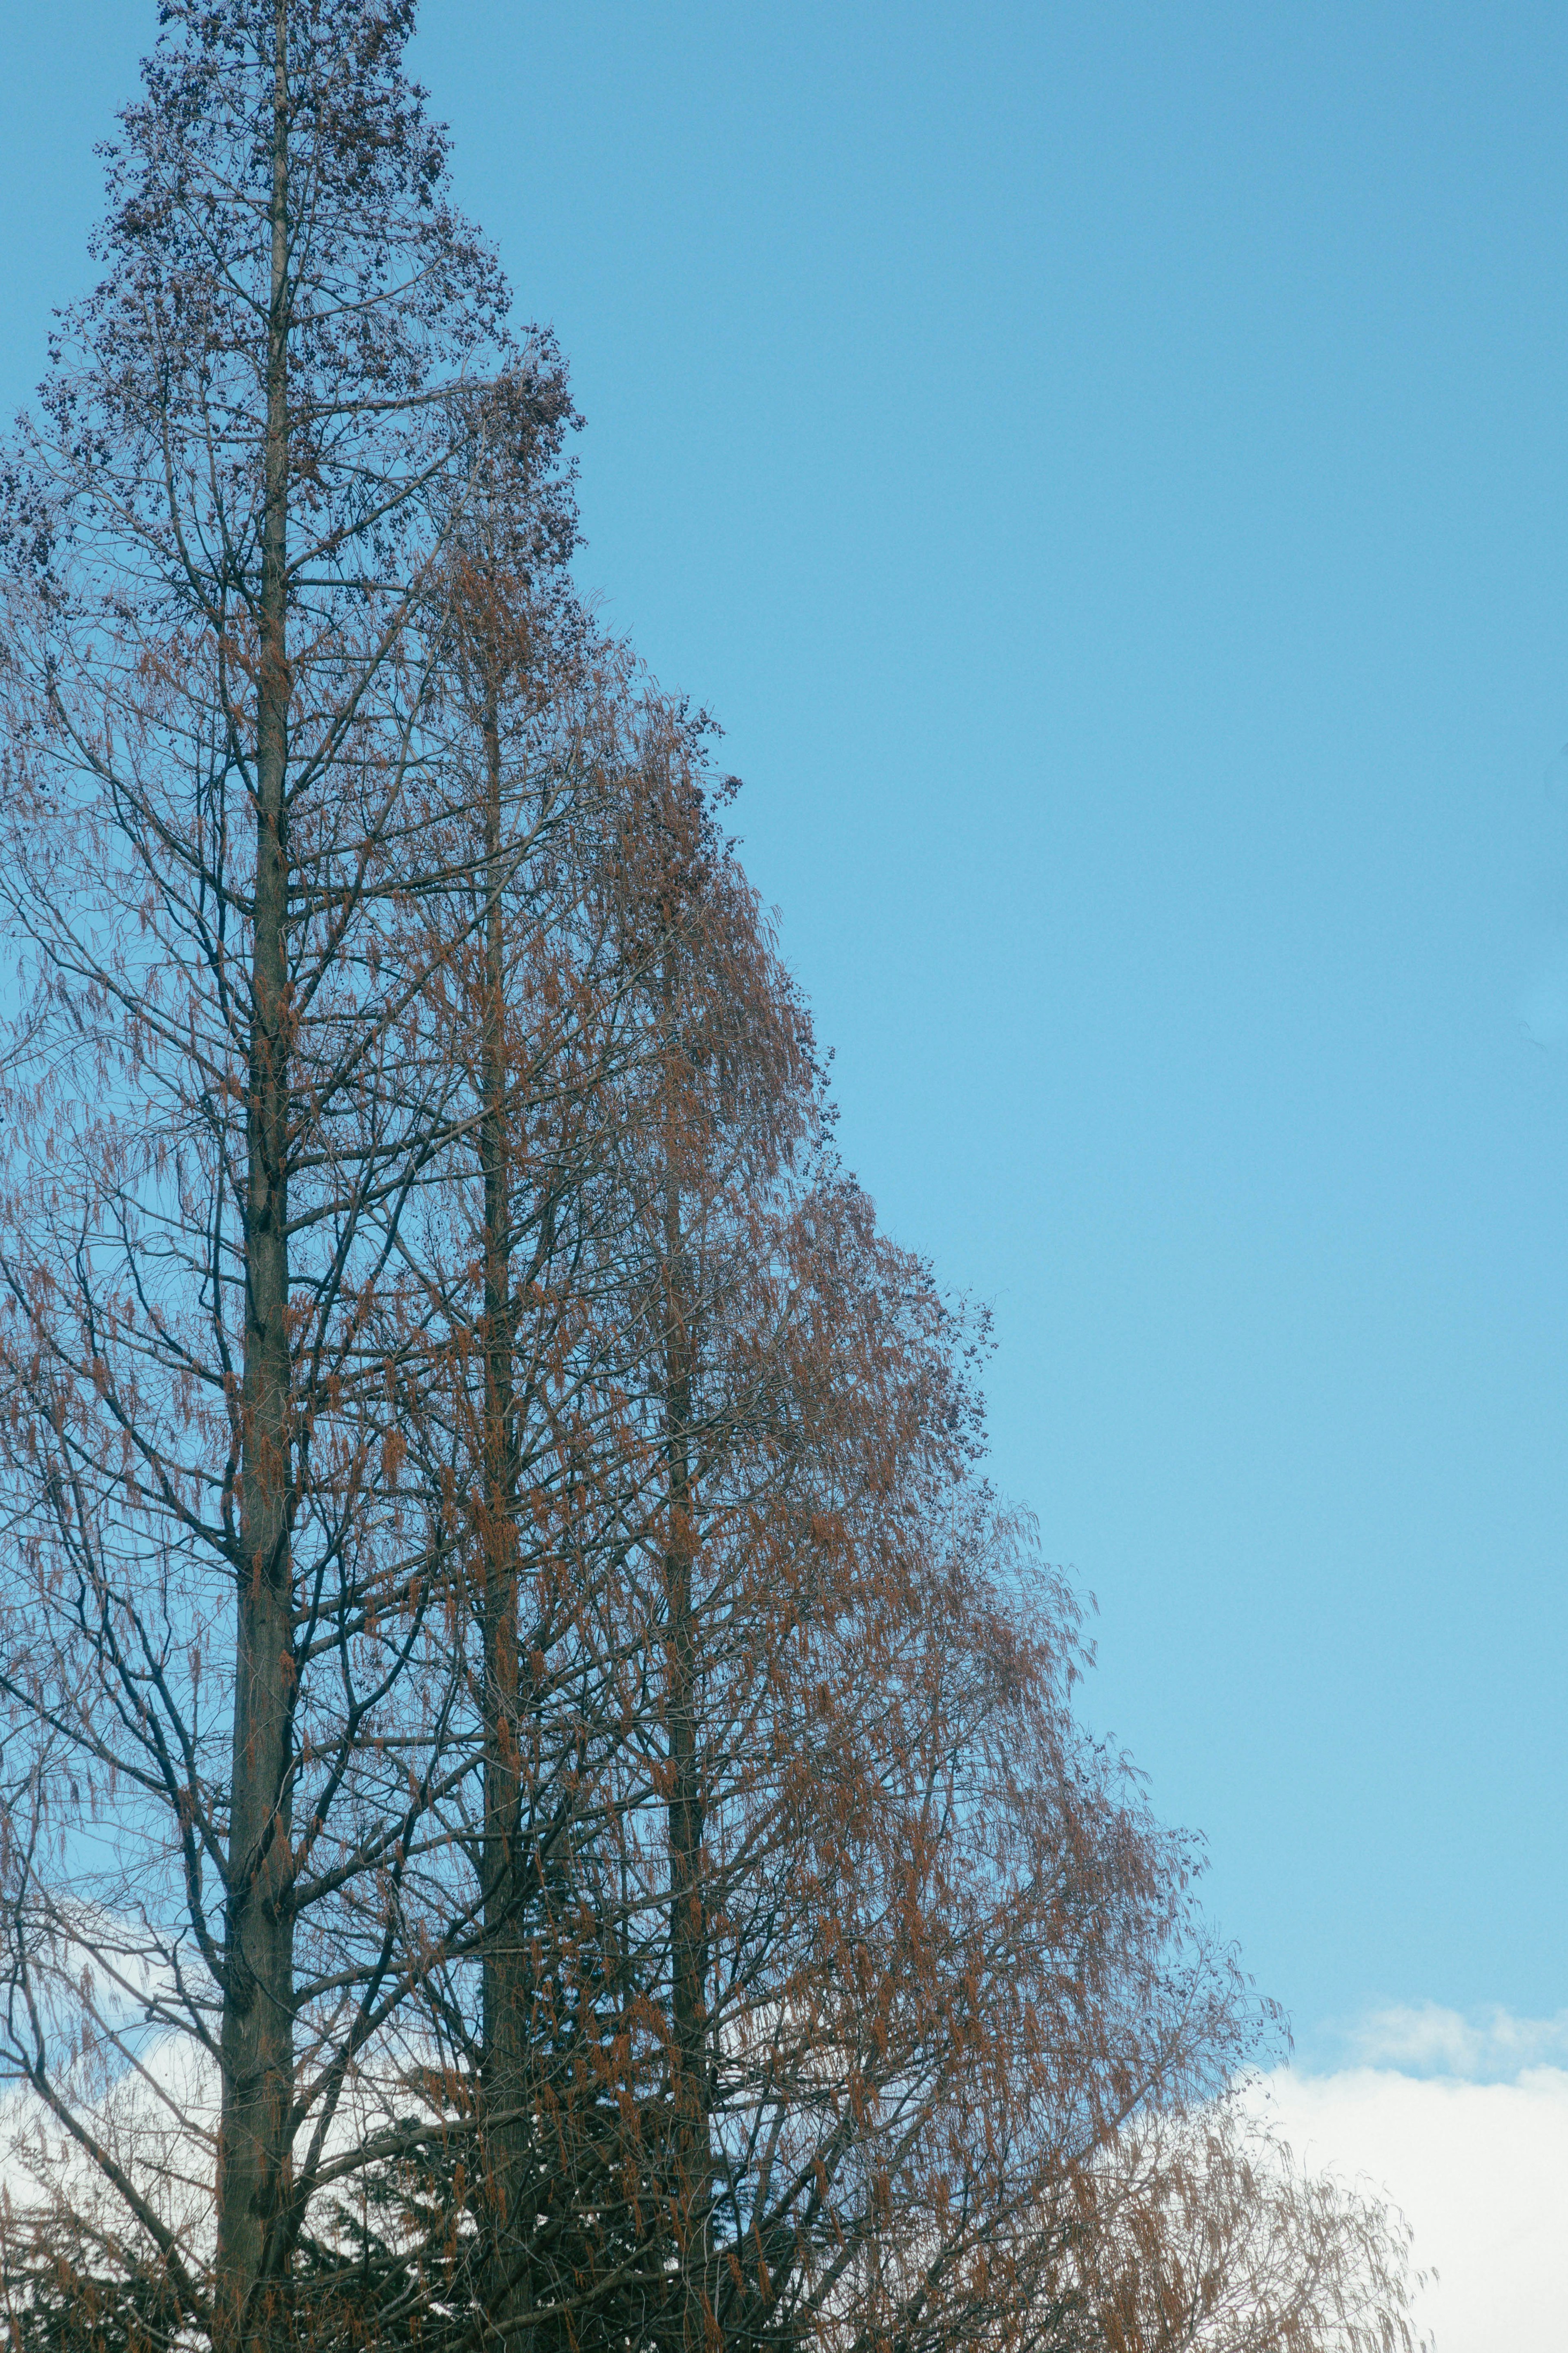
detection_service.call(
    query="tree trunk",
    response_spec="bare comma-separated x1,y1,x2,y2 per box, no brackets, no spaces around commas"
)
477,686,535,2353
662,948,711,2353
215,7,296,2343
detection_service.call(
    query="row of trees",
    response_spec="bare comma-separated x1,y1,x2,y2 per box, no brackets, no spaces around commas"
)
0,6,1425,2351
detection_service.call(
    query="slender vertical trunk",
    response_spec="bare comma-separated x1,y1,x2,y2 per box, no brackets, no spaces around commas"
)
662,946,711,2353
216,8,296,2344
479,691,533,2353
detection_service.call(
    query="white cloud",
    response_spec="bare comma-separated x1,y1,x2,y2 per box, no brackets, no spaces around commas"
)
1257,2058,1568,2353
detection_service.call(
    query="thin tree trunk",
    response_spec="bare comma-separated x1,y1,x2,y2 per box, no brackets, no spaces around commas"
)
479,689,534,2353
662,946,711,2353
215,7,296,2342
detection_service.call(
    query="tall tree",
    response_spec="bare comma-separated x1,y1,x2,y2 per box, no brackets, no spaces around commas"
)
473,733,1257,2353
0,6,572,2346
409,538,652,2353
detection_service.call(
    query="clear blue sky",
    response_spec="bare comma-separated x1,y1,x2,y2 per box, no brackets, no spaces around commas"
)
5,0,1566,2066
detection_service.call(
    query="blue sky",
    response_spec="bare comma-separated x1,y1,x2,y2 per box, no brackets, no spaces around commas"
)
5,0,1567,2081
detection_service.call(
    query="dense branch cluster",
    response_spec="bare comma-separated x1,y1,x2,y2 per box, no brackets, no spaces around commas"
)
0,8,1427,2352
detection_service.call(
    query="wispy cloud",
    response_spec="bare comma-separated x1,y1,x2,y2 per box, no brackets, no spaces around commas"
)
1330,2000,1568,2081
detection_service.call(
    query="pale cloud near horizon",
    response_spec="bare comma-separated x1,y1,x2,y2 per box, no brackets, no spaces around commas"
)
1258,2012,1568,2353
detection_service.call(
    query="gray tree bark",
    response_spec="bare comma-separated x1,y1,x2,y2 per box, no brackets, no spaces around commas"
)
214,9,297,2342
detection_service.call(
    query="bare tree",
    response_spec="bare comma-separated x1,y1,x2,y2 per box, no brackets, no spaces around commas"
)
0,6,574,2346
398,567,668,2353
374,709,1430,2353
434,731,1260,2353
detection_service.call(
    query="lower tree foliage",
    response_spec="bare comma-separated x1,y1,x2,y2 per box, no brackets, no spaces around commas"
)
0,7,1430,2353
1068,2103,1430,2353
